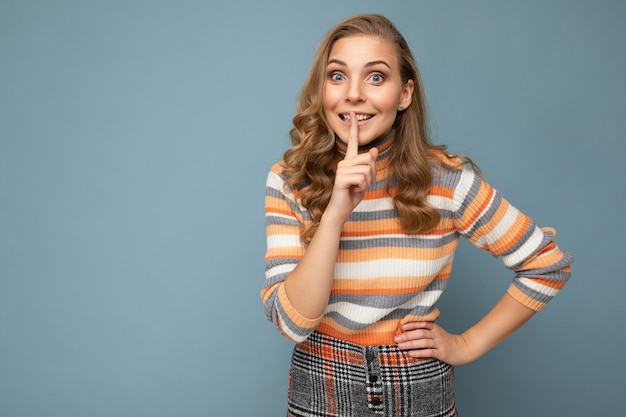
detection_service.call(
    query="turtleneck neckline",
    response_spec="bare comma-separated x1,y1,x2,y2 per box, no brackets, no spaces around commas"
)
335,129,395,162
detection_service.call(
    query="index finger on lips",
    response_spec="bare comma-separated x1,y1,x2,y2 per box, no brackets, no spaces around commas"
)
344,111,359,159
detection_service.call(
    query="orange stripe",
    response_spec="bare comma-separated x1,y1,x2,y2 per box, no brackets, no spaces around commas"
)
266,224,301,236
265,246,304,259
469,199,510,240
316,310,441,345
430,185,455,198
489,212,531,256
364,188,392,199
526,277,567,290
265,203,294,217
260,282,281,303
508,286,547,311
457,181,494,230
342,223,456,237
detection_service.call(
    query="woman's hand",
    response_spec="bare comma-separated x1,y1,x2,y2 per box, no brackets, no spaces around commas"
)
395,294,537,366
326,112,378,222
394,322,476,366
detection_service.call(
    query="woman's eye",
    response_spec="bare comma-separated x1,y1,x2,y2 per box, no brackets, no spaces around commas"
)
329,72,344,81
369,74,384,83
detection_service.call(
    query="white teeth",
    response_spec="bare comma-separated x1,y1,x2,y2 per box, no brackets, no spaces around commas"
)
341,114,372,121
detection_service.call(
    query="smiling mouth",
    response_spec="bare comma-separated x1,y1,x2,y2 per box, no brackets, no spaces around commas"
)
340,113,373,122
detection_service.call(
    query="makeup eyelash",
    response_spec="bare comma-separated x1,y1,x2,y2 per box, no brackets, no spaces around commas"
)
369,73,385,83
328,71,345,81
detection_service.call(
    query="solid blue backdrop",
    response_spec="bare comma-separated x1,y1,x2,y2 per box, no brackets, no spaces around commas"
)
1,1,624,416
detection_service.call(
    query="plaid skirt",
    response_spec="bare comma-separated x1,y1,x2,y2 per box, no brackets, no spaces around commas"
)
287,332,457,417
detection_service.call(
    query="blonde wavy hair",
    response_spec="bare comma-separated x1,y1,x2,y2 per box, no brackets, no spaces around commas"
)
282,14,476,242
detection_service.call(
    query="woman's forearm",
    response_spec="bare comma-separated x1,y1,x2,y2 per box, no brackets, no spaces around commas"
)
283,213,345,320
461,292,536,362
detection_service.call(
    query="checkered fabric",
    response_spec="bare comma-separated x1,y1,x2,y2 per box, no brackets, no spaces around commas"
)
287,332,457,417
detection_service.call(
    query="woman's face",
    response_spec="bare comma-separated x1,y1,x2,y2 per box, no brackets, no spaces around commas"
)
323,35,414,147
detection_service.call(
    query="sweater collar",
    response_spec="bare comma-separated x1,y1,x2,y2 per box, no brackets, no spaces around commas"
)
335,129,395,162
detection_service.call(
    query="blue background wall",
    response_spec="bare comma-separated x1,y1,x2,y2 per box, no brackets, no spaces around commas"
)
1,1,624,416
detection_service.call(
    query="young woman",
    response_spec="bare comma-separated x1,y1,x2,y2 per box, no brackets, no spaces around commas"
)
261,14,573,417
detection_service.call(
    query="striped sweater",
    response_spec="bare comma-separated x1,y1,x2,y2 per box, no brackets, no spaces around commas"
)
261,142,573,346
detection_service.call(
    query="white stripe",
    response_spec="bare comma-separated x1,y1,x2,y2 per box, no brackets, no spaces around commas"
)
500,226,544,267
353,197,394,212
266,171,284,189
266,172,298,204
334,255,454,280
426,194,453,209
472,204,521,247
266,263,296,279
452,169,477,212
353,188,453,212
326,290,443,325
267,234,302,249
400,289,443,309
517,277,560,297
458,188,497,236
278,315,308,343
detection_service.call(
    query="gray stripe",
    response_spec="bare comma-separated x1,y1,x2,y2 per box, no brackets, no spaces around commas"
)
339,232,459,250
265,257,298,271
326,304,437,330
461,188,503,237
275,300,314,338
331,293,418,309
265,214,301,227
516,267,573,283
508,229,555,270
432,163,464,189
454,173,483,222
496,217,538,258
265,185,285,198
349,209,398,221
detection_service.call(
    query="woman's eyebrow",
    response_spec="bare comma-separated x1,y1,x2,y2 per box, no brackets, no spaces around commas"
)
327,58,347,67
327,59,391,70
365,60,391,69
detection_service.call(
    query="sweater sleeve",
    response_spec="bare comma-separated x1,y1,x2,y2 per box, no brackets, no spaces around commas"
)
452,168,573,310
260,164,322,342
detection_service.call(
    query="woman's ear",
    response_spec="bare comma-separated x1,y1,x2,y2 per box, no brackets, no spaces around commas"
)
398,79,414,110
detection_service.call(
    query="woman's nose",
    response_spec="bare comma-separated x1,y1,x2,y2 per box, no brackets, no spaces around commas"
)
346,80,365,102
